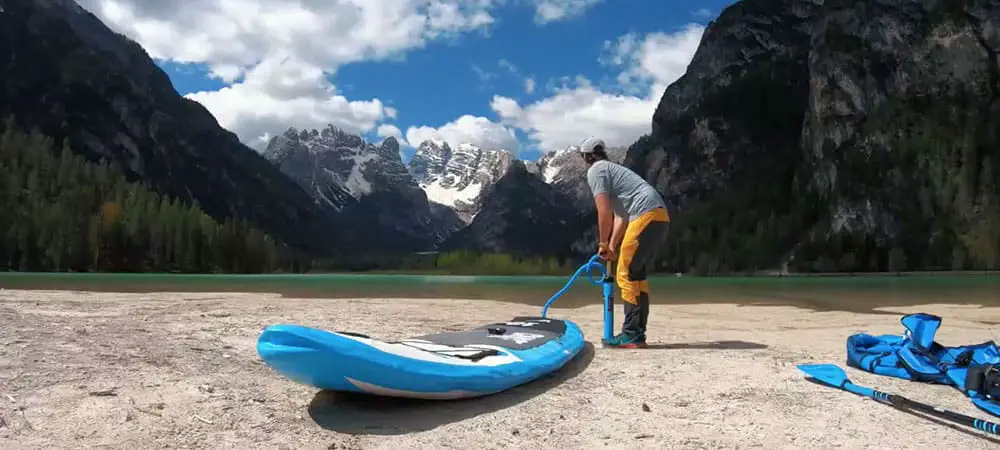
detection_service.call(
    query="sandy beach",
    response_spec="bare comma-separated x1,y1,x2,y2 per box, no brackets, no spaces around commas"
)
1,289,999,449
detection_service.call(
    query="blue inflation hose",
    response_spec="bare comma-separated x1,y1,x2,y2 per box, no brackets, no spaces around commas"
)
540,254,606,319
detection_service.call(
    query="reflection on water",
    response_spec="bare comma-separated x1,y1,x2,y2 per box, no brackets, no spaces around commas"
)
0,271,998,315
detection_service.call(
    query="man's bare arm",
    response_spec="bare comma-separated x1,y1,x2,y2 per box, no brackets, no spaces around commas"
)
610,215,626,251
594,193,614,247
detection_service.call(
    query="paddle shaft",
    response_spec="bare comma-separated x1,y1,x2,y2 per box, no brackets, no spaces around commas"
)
868,386,1000,435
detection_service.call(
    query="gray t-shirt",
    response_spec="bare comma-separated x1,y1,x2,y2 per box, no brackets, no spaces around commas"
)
586,160,666,222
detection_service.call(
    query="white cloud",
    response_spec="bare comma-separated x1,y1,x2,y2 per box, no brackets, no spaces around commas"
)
472,64,496,81
76,0,501,148
692,8,713,18
74,0,694,158
498,58,519,73
377,124,407,146
83,0,498,79
405,115,519,152
531,0,602,24
490,24,705,151
603,25,706,95
185,54,388,147
187,53,395,148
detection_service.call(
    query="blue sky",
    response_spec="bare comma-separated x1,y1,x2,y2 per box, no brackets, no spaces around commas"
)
84,0,738,162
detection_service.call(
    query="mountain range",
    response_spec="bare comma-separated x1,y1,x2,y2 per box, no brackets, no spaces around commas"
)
260,124,617,256
2,0,998,273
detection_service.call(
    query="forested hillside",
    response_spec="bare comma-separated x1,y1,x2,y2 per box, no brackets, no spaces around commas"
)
0,120,285,273
0,0,344,260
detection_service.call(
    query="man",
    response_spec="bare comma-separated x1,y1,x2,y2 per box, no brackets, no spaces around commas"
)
579,137,670,348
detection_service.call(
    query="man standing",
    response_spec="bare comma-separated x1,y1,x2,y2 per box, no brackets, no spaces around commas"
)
579,137,671,348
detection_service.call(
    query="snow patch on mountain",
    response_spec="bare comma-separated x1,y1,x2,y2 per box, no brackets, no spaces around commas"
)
262,125,465,250
529,146,580,184
528,145,628,209
407,140,514,223
421,178,484,210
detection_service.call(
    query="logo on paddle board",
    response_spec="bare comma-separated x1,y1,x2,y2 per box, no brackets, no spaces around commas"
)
503,319,551,327
488,332,545,345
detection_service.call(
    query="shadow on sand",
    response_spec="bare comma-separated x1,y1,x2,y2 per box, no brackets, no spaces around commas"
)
639,340,768,350
803,378,1000,444
307,341,596,435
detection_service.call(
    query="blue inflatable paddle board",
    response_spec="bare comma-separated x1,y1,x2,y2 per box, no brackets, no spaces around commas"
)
256,254,606,400
256,316,584,399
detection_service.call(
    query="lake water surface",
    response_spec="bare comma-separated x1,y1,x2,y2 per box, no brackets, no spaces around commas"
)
2,271,998,315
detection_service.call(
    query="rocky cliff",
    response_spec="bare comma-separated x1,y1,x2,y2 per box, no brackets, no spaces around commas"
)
263,127,463,251
629,0,1000,273
407,140,515,223
265,127,607,256
441,160,587,258
0,0,343,256
527,146,627,210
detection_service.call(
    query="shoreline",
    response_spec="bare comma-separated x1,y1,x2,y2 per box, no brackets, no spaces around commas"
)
1,281,1000,320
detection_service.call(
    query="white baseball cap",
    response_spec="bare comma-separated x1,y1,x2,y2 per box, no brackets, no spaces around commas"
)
578,137,605,154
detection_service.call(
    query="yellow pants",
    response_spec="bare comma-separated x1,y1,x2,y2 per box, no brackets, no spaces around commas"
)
616,207,670,305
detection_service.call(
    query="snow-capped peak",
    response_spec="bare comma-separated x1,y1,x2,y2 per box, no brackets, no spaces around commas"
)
530,145,628,209
407,139,514,222
262,125,407,210
533,145,585,184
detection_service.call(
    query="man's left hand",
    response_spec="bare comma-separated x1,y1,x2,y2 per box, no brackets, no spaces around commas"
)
598,244,615,261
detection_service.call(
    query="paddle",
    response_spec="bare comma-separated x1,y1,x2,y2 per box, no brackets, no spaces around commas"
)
797,363,1000,436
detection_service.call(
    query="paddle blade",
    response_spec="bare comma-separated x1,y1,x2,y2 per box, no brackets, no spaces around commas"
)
797,363,849,388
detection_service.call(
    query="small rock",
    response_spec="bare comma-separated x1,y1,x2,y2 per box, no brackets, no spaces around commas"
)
641,403,651,412
198,385,215,394
635,433,653,439
558,414,565,420
89,388,119,397
511,428,520,435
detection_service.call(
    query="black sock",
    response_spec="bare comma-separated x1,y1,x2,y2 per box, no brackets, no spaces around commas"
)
622,299,645,336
